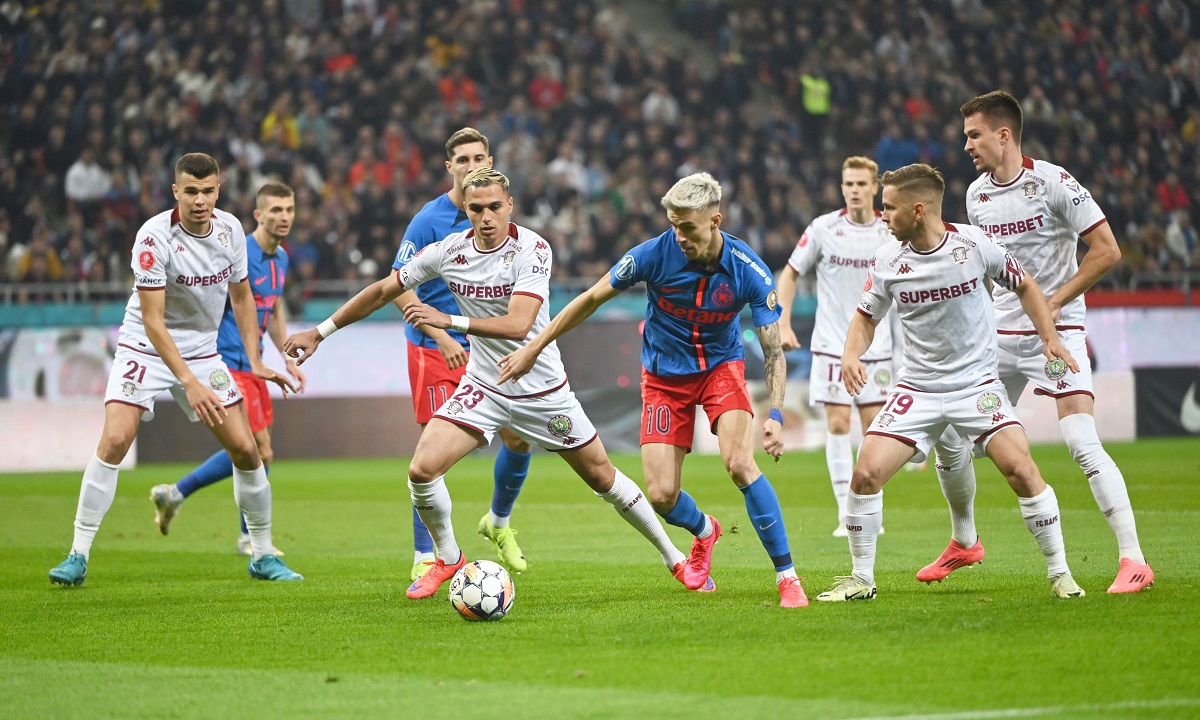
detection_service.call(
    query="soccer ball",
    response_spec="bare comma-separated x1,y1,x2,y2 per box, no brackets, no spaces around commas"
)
448,560,514,621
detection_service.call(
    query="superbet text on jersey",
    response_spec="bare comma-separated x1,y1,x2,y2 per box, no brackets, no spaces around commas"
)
966,155,1106,334
397,222,565,398
788,208,893,359
857,222,1026,393
123,207,248,358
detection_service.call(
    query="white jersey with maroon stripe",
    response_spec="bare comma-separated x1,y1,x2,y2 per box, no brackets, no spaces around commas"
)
121,207,248,359
966,156,1106,333
788,208,894,360
857,223,1027,393
398,222,564,397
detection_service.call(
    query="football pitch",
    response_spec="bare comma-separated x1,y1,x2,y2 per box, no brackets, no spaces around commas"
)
2,439,1197,719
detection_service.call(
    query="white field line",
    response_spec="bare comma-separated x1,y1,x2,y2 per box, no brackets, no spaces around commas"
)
837,697,1200,720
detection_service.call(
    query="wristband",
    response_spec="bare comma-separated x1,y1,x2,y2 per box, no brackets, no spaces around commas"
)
316,317,339,339
769,409,784,425
449,315,470,333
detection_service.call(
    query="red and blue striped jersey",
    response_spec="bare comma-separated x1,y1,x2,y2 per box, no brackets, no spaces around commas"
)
610,229,782,376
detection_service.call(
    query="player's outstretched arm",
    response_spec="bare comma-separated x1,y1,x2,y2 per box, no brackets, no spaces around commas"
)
757,321,787,460
267,292,306,393
497,275,622,384
403,294,541,341
141,288,227,426
774,266,802,351
284,274,407,365
1048,221,1120,322
1013,275,1080,373
841,310,878,396
231,279,297,394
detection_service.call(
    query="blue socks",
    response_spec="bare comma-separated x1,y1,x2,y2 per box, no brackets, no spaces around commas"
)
660,489,707,536
176,451,234,497
491,444,531,518
740,474,793,571
413,506,434,555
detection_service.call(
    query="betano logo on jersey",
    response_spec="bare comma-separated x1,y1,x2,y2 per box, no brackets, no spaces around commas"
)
655,295,739,324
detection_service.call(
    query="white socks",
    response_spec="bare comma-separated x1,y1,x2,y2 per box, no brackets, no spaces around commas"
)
488,511,510,529
1059,413,1145,564
71,455,120,559
597,469,686,569
846,490,884,585
1018,485,1070,577
934,432,978,547
826,432,853,520
233,463,273,560
409,476,459,563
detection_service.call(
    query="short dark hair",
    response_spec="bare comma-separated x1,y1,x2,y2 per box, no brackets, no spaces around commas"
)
256,181,294,206
174,152,220,180
445,127,490,160
880,164,945,202
960,90,1024,145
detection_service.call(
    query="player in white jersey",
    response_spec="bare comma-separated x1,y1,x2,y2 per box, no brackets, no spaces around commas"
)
923,91,1154,595
48,153,302,587
814,164,1087,603
284,168,702,600
777,156,895,536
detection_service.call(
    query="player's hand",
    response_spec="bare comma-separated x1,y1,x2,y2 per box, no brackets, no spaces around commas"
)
762,417,784,461
254,363,298,395
283,328,322,366
285,358,307,393
780,324,801,352
185,380,228,427
436,334,468,370
1042,336,1080,374
403,301,451,330
841,356,867,396
497,344,539,384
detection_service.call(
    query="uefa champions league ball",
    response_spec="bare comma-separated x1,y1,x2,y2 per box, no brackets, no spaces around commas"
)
449,560,515,621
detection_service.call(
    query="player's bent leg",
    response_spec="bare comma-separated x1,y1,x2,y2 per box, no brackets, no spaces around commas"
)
481,428,533,571
984,427,1078,595
560,439,692,585
406,420,484,599
52,403,141,586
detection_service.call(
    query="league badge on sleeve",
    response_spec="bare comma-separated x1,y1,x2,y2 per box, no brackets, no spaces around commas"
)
766,289,778,311
614,254,636,281
139,251,155,270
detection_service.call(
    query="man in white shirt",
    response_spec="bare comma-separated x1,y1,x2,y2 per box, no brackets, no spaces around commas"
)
284,168,702,600
49,153,301,587
815,163,1086,602
924,91,1154,595
777,156,894,536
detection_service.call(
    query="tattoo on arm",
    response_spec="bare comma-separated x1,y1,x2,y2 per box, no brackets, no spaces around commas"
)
758,322,786,412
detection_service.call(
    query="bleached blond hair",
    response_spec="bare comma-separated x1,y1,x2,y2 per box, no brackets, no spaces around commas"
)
461,167,510,195
660,172,722,212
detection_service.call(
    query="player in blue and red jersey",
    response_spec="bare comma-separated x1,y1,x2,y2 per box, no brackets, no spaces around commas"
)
149,182,306,555
390,128,533,580
499,172,807,607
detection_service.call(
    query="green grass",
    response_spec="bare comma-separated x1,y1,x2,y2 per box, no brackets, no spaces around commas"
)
2,439,1198,719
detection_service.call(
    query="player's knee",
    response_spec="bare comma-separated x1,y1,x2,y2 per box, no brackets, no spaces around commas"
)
97,429,135,465
1001,459,1041,494
827,415,851,435
227,441,260,470
407,458,439,485
722,454,760,486
645,484,678,513
502,434,532,454
257,444,274,467
850,465,886,494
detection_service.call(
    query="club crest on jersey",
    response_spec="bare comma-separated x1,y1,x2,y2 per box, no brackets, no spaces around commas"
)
976,392,1001,414
209,369,231,391
121,381,136,397
828,383,841,398
614,254,636,281
444,400,464,416
1022,181,1038,200
765,289,778,311
711,283,736,308
139,251,155,270
876,413,895,428
874,369,892,386
218,231,231,248
501,250,517,268
952,247,969,264
547,414,573,437
1045,358,1068,380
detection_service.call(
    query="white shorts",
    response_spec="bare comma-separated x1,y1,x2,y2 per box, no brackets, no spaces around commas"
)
433,376,598,452
809,353,893,407
105,345,243,423
865,381,1023,464
997,329,1093,401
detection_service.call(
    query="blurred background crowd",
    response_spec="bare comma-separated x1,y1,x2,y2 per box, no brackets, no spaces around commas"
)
1,0,1198,306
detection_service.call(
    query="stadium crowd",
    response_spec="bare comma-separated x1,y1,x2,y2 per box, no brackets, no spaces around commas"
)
1,0,1198,304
